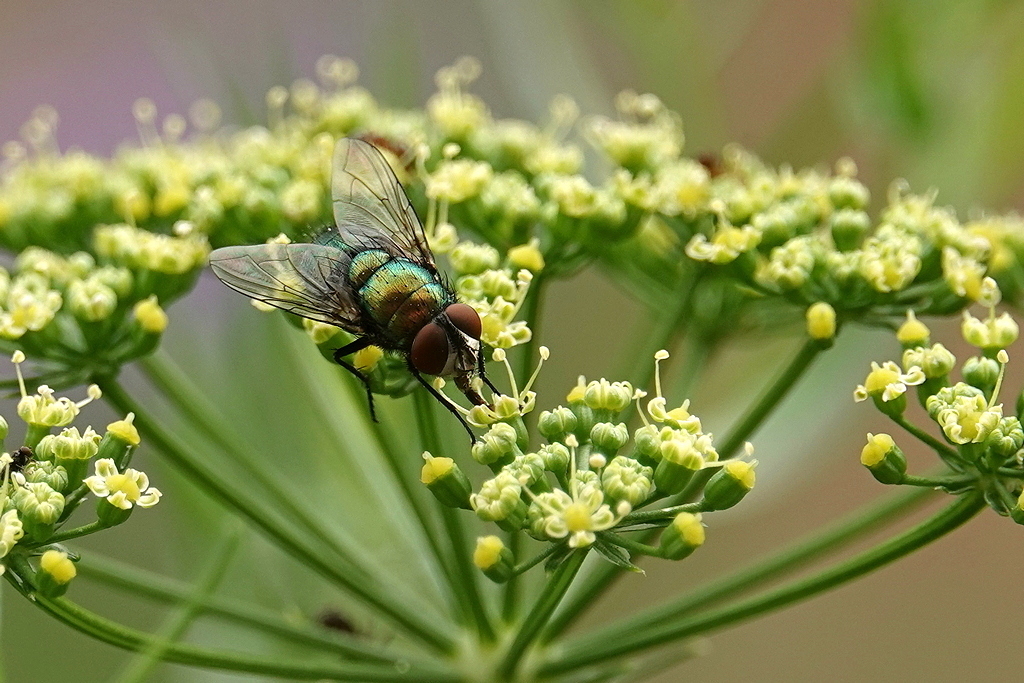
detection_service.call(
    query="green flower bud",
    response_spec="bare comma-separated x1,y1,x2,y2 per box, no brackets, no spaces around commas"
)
49,427,101,490
0,414,8,448
420,453,473,510
659,512,705,560
583,379,633,416
473,535,515,583
984,417,1024,463
505,452,549,491
601,456,654,507
96,497,134,527
830,208,870,251
470,472,528,531
702,460,757,510
449,242,500,275
0,510,23,558
962,356,1000,394
18,389,79,429
828,177,870,211
860,433,906,485
1011,490,1024,526
752,205,797,248
962,311,1019,351
654,435,704,494
902,344,956,380
590,422,629,457
36,549,76,598
471,423,520,467
538,406,577,443
67,278,117,322
538,443,570,474
11,482,65,542
632,424,662,466
22,461,69,493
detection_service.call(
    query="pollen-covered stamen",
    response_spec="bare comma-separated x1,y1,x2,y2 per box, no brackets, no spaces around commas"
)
633,388,651,427
565,434,580,498
430,378,472,418
990,350,1010,410
12,351,27,399
492,348,519,401
520,346,550,397
77,384,102,409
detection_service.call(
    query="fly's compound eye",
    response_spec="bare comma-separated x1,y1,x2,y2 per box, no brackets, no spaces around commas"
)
411,322,455,376
446,303,482,340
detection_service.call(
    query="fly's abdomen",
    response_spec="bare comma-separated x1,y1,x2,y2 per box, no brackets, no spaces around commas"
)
358,258,447,342
348,249,392,289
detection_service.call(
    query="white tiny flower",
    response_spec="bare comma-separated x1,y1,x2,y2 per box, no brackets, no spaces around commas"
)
84,458,162,510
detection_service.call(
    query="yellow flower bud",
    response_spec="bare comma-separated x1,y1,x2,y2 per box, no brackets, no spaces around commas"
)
897,311,930,347
40,549,76,584
806,302,836,341
508,240,545,273
133,295,168,334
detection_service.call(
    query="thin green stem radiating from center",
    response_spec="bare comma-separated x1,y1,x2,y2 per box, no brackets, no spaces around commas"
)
542,491,985,675
716,337,824,459
100,380,456,654
114,526,241,683
497,549,588,681
413,390,496,642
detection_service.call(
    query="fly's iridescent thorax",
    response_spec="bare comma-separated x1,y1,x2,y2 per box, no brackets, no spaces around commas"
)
349,250,449,343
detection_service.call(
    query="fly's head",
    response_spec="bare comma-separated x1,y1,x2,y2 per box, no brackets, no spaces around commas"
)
410,303,488,406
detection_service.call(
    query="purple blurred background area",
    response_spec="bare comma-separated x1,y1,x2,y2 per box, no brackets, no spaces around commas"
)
3,1,1024,681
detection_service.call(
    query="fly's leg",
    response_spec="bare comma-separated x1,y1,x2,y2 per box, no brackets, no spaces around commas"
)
409,366,477,444
333,338,377,422
478,350,501,397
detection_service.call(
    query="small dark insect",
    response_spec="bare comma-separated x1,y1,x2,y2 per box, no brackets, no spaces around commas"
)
354,133,415,172
696,152,724,179
9,446,33,473
209,138,497,439
316,608,356,634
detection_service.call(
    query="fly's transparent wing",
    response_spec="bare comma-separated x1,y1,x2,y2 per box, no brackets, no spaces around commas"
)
209,243,363,331
331,137,436,269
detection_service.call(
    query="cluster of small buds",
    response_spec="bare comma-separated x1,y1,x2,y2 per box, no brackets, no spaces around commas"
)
855,303,1024,523
0,353,159,595
6,57,1024,375
420,348,757,577
0,244,177,372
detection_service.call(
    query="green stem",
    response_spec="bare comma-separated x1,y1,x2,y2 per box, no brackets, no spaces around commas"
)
413,390,495,642
99,379,455,654
502,531,523,622
76,552,396,662
505,273,548,625
620,502,703,526
717,338,824,459
599,532,661,558
542,491,983,675
39,520,105,545
7,576,458,682
140,353,397,577
892,415,962,468
511,543,560,576
901,474,975,488
497,550,587,680
114,526,240,683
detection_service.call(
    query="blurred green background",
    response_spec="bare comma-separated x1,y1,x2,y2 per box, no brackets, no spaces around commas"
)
3,0,1024,680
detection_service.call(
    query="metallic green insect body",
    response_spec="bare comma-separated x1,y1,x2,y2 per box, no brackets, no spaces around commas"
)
348,250,447,342
208,138,495,438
